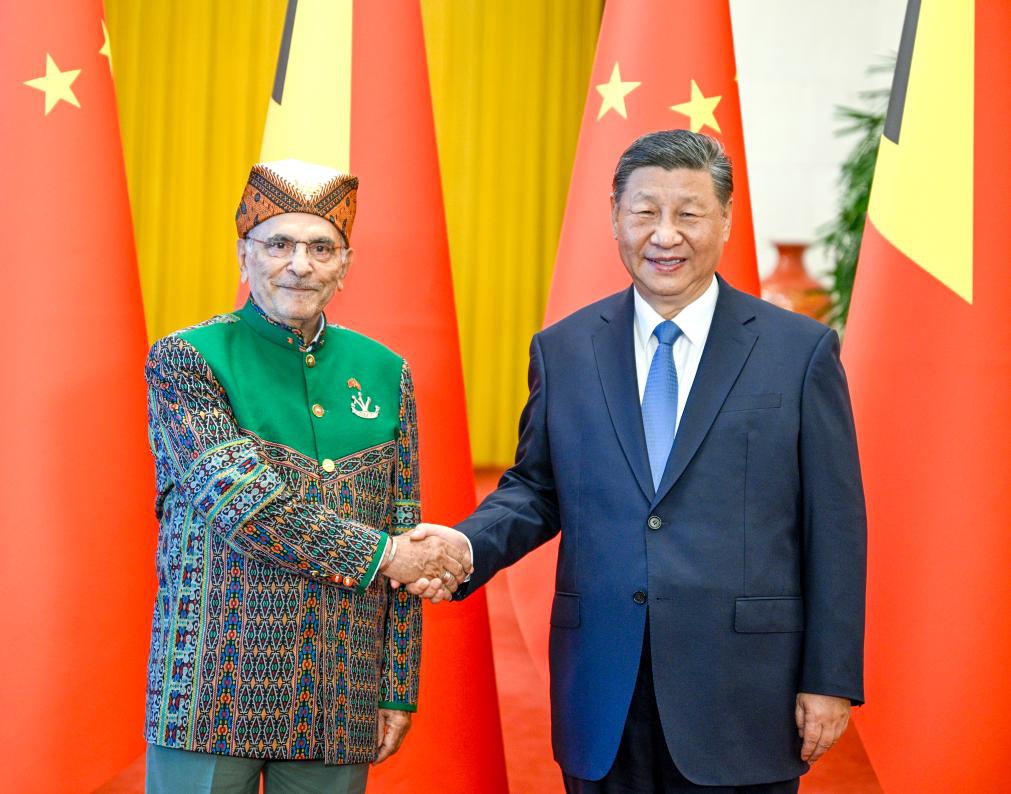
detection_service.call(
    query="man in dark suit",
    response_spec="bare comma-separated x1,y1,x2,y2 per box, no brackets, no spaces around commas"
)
406,130,866,792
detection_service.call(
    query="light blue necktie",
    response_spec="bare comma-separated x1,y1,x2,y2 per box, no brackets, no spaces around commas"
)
642,320,682,491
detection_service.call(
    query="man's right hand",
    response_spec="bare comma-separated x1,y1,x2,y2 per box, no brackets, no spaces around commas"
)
379,526,472,594
385,523,473,603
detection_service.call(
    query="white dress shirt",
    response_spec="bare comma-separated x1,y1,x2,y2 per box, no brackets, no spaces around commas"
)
632,276,719,437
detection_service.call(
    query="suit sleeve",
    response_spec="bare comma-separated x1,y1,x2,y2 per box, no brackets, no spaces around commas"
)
145,334,388,592
379,361,423,711
798,329,867,704
455,333,561,595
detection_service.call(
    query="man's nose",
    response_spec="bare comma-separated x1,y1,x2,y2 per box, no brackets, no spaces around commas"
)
287,243,314,275
651,217,684,247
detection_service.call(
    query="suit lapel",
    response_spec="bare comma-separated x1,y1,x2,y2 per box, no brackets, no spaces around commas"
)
652,279,758,507
591,288,654,502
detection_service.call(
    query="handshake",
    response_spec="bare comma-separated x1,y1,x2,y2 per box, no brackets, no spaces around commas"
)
378,523,472,604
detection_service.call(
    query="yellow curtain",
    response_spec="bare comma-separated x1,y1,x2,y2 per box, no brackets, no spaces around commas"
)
107,0,601,466
105,0,286,342
421,0,602,465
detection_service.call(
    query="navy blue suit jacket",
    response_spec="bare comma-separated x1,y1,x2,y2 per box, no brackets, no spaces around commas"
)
457,277,866,785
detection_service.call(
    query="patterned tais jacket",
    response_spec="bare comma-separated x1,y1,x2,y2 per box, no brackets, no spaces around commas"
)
144,299,421,764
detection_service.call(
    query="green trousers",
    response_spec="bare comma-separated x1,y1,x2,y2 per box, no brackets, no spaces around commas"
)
145,744,369,794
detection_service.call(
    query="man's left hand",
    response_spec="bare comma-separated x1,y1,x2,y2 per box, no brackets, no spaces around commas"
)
374,708,412,764
795,692,850,763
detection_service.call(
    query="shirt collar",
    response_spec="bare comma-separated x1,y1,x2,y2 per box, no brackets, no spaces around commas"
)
305,314,326,347
238,298,328,352
632,275,719,349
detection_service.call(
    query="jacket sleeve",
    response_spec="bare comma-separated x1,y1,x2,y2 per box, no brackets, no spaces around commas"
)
145,334,388,593
455,333,561,595
798,328,868,704
378,361,423,711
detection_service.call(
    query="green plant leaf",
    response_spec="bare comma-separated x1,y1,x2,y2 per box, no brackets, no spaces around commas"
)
815,55,895,331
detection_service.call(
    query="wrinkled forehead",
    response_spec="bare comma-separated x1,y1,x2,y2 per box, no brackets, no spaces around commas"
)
621,166,720,204
251,212,343,242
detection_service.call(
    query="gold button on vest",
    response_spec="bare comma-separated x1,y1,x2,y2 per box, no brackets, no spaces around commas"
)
305,354,316,367
321,458,335,472
312,403,325,418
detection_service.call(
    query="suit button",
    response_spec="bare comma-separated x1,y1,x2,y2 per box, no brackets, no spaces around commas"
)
311,403,325,417
321,458,335,473
305,354,316,368
647,515,662,530
633,591,647,605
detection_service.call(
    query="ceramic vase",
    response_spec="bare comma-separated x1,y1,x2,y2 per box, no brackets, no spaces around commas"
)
760,242,832,321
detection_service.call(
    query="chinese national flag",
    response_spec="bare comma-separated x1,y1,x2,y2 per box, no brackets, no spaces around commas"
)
0,2,154,793
844,2,1011,791
247,2,508,791
544,0,758,326
509,0,761,686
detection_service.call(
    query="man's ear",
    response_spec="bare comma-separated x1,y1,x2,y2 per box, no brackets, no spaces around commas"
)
335,247,355,291
610,193,619,239
722,197,733,241
236,238,249,283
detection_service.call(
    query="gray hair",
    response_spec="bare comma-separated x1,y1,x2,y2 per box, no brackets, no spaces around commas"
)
612,129,733,207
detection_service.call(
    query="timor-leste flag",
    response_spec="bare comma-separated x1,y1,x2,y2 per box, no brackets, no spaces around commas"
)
508,0,761,687
0,3,154,793
844,2,1011,791
247,2,508,791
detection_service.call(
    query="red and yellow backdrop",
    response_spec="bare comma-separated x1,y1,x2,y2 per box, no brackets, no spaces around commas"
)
5,1,1007,791
104,0,603,467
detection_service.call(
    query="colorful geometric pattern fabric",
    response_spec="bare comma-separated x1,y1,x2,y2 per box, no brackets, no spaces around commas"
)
235,159,358,243
144,314,421,764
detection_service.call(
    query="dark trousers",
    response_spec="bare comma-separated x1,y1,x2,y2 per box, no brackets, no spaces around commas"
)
562,633,799,794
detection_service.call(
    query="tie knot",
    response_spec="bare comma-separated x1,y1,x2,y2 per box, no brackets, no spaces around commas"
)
653,320,682,347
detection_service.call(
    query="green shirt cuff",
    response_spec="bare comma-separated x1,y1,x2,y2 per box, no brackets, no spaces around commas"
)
378,700,417,712
356,533,389,594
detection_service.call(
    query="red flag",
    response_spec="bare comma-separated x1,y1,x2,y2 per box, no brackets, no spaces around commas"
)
345,10,508,790
544,0,758,326
844,2,1011,790
510,0,761,686
245,2,508,790
0,3,154,793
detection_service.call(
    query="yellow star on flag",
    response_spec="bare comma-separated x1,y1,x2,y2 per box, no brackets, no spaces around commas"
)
595,62,641,120
100,20,113,72
24,54,81,115
670,79,721,134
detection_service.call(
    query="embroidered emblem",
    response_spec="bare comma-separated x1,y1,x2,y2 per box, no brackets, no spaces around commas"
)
347,377,380,419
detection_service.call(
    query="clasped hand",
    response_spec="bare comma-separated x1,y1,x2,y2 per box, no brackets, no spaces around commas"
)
381,523,472,602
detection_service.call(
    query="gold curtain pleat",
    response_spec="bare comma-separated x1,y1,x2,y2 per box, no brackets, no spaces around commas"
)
107,0,601,466
105,0,286,342
421,0,602,465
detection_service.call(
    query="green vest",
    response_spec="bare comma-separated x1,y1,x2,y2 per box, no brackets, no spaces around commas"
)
180,300,404,472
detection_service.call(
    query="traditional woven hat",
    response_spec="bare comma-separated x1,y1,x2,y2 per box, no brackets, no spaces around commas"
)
235,159,358,243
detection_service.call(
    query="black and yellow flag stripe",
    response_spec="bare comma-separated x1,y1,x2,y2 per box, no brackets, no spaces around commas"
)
868,0,974,302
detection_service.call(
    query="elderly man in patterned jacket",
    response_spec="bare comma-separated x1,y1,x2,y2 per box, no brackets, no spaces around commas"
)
143,159,470,794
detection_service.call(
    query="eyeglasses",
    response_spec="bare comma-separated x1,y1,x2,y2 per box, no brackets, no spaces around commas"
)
246,235,344,264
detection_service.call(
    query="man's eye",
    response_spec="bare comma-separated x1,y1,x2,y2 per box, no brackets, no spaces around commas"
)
268,240,291,252
312,243,332,255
